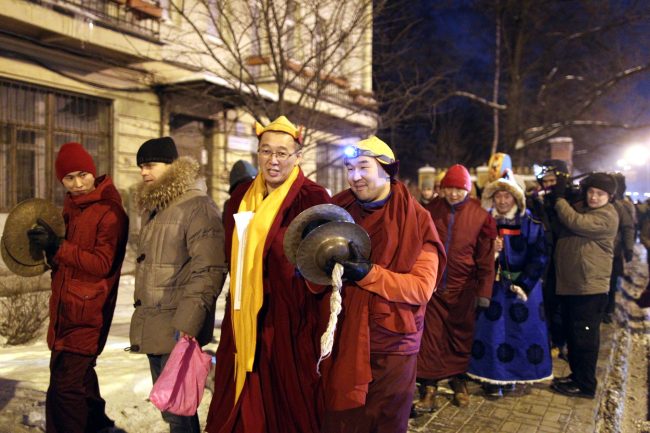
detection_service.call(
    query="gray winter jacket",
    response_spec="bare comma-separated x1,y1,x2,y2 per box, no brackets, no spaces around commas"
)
130,157,226,355
553,198,619,296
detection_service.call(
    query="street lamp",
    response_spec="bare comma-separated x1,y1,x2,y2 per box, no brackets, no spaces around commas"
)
623,144,650,167
621,144,650,199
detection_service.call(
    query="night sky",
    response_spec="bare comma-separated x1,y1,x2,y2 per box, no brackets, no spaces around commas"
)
373,0,650,194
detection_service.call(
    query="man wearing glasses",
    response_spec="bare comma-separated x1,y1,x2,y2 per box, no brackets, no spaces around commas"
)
206,116,331,433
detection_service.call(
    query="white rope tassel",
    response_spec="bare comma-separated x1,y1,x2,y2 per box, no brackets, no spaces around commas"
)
316,262,344,374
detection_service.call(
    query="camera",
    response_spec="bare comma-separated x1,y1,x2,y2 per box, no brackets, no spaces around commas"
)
563,175,584,204
535,164,583,204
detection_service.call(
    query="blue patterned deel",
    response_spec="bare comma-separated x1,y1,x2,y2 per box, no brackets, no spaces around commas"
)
468,209,552,384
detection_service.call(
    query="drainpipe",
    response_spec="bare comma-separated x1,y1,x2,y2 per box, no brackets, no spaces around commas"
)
154,85,167,137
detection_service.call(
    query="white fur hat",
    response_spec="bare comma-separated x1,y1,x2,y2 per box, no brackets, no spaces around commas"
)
482,176,526,215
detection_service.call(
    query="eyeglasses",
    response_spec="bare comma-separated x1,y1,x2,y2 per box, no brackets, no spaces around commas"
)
257,148,299,161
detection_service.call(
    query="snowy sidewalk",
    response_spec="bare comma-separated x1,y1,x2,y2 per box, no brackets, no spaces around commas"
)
0,249,648,433
0,274,227,433
409,247,650,433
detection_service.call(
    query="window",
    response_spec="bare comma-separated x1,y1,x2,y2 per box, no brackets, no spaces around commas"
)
170,113,212,176
0,80,111,210
316,142,347,195
206,0,222,43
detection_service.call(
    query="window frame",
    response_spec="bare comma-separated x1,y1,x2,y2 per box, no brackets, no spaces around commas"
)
0,79,113,211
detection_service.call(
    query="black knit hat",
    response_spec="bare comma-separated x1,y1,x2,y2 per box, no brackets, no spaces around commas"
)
137,137,179,166
581,172,617,196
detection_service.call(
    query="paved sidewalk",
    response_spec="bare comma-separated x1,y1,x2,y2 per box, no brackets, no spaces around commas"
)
409,319,616,433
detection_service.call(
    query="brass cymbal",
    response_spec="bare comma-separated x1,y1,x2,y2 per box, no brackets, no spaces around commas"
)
296,221,371,285
1,198,64,277
1,237,48,277
283,204,354,265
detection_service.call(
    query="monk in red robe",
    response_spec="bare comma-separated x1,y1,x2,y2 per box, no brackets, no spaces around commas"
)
315,136,446,433
205,116,330,433
415,164,496,411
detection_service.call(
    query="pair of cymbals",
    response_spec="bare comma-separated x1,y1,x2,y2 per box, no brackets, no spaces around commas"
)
1,198,65,277
283,204,370,285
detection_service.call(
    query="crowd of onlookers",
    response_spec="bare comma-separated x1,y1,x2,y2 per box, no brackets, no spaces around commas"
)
28,121,650,433
411,154,650,412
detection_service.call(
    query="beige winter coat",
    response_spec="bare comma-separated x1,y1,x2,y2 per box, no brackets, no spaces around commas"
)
130,157,226,355
553,199,618,296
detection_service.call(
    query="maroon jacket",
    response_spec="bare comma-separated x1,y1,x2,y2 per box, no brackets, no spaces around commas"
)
48,176,129,356
321,181,446,412
417,196,496,380
426,196,496,297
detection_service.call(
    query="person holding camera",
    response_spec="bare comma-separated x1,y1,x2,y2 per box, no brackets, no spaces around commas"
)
549,173,619,399
526,159,572,358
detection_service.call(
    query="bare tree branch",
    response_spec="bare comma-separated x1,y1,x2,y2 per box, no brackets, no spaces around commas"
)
450,91,508,110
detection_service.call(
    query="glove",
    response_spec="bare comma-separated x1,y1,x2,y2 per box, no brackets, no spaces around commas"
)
624,249,633,263
510,284,528,302
552,175,568,199
27,226,50,251
476,296,490,310
325,242,372,282
27,218,62,263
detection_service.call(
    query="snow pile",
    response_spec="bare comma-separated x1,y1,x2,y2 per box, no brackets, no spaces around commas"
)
0,274,226,433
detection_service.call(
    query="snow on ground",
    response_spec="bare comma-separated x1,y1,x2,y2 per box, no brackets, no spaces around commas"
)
0,274,227,433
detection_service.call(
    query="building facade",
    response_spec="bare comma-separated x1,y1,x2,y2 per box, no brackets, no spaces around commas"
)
0,0,377,228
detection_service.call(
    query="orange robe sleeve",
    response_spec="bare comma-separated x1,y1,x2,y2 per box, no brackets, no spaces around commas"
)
356,249,439,305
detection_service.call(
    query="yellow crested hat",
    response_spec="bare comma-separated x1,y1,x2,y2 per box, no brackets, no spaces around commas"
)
255,116,303,144
348,135,395,165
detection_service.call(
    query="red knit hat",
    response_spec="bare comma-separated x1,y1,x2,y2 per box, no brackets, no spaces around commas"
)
441,164,472,192
55,142,97,181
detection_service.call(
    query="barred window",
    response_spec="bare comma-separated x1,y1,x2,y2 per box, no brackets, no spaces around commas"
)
0,80,111,210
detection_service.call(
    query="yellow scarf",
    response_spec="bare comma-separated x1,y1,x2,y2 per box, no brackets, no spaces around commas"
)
230,165,300,403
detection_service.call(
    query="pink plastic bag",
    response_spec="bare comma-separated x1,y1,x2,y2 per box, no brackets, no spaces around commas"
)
149,336,212,416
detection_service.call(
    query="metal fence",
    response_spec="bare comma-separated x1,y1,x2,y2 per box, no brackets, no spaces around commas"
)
31,0,162,40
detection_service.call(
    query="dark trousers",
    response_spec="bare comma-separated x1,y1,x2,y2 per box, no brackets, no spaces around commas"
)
543,262,565,347
606,256,624,315
148,353,201,433
560,293,608,394
46,350,114,433
323,354,417,433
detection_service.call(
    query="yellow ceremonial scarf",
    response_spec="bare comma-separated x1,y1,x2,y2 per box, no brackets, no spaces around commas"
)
230,165,300,403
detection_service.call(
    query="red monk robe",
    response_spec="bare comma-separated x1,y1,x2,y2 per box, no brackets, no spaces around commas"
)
318,181,446,433
417,196,496,380
205,169,331,433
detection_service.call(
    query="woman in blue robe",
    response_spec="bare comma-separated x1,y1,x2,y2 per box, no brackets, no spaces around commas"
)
468,176,552,398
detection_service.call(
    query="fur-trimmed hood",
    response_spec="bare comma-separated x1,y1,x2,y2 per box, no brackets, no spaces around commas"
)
136,156,203,211
482,177,526,216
